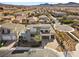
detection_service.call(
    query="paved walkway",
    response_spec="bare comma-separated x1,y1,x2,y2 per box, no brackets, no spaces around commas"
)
0,41,16,56
0,41,16,50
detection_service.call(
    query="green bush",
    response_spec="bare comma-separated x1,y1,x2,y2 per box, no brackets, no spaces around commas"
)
34,35,42,42
61,20,74,24
0,41,3,47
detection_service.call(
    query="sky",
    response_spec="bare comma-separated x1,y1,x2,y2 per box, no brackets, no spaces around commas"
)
0,0,79,5
1,2,49,5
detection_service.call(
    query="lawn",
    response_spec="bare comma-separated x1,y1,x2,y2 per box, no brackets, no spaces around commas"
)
23,11,33,14
61,20,74,24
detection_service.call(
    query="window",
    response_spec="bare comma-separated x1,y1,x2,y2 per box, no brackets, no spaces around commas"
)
2,29,10,34
31,34,35,37
40,30,49,34
40,30,43,33
51,35,54,39
45,30,49,33
42,36,49,39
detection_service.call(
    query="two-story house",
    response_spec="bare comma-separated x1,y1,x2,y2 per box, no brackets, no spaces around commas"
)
20,24,55,42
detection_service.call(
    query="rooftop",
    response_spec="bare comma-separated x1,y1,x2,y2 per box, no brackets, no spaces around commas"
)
26,24,52,30
26,24,55,34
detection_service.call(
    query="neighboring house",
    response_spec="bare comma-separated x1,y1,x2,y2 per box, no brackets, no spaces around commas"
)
2,15,15,21
53,12,67,17
66,15,79,20
27,17,38,24
13,15,26,24
20,24,55,42
1,33,16,41
71,24,79,30
12,12,27,24
0,27,16,41
14,12,26,16
0,16,3,22
0,23,26,40
0,13,4,16
39,15,49,23
3,7,17,11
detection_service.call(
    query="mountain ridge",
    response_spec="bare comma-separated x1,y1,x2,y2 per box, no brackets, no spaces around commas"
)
0,2,79,7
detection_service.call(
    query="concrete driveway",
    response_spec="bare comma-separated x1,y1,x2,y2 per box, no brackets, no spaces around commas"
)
54,24,74,32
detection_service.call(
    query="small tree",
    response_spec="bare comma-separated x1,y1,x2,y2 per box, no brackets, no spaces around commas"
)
34,35,42,42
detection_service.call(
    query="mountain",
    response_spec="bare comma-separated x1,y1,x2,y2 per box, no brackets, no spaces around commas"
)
66,2,79,5
39,2,79,7
0,2,79,7
59,2,79,7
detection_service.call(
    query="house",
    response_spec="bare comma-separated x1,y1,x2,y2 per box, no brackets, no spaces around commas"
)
14,12,26,16
71,24,79,30
12,12,27,24
3,7,17,11
53,12,67,17
39,15,49,23
26,17,38,24
13,15,26,24
0,16,3,22
66,15,79,20
20,24,55,42
2,15,15,22
0,23,26,41
0,13,4,16
0,27,16,41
